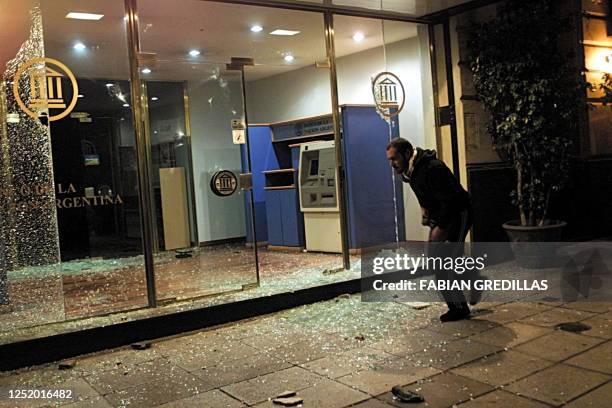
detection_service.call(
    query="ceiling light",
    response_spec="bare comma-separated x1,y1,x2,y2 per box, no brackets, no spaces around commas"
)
251,25,263,33
66,12,104,21
151,96,159,101
73,42,86,51
188,49,201,57
270,29,300,36
353,32,365,42
141,68,151,74
77,94,84,98
284,54,295,63
105,83,113,87
123,103,130,107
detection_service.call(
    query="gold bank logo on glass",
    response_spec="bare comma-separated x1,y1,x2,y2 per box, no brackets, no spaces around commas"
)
12,57,78,121
371,72,405,118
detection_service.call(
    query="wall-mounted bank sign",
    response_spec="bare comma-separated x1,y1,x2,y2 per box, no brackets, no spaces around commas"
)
210,170,238,197
371,71,405,118
13,57,79,122
272,115,334,142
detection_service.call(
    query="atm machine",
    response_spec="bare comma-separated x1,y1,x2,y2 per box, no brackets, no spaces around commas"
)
298,141,341,253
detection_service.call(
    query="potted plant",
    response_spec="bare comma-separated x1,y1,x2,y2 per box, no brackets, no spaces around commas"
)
469,0,586,266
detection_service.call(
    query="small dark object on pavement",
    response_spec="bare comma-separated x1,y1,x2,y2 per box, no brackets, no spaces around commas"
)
391,385,425,403
555,322,591,333
175,250,193,259
131,342,151,350
355,334,365,341
58,360,77,370
272,396,303,406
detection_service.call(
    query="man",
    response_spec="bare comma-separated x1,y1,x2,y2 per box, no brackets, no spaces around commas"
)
386,138,474,322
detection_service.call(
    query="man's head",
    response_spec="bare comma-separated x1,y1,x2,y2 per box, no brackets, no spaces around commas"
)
386,138,414,174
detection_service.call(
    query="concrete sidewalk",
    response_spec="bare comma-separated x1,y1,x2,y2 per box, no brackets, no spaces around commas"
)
0,296,610,407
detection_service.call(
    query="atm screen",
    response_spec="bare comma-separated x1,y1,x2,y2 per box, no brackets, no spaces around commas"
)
309,159,319,176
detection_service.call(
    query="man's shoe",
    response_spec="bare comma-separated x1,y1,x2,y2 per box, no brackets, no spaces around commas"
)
469,289,482,306
440,308,470,322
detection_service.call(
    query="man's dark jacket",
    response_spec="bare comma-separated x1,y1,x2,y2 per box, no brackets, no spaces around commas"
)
403,148,471,229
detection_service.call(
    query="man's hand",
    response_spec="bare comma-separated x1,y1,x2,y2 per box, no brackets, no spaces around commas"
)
421,207,430,226
429,226,447,242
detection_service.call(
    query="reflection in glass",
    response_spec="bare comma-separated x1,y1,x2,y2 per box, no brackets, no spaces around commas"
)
0,0,149,334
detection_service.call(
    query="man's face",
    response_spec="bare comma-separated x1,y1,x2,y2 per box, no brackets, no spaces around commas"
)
387,147,407,174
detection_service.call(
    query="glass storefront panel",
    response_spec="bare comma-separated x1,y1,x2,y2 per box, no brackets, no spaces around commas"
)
138,0,348,302
0,0,148,334
334,15,434,244
1,0,439,345
138,0,260,300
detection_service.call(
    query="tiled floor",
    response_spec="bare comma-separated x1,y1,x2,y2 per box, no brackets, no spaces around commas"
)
0,297,611,407
0,246,350,339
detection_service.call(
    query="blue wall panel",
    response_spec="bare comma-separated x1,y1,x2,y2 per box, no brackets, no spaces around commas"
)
265,190,284,246
241,125,279,243
342,106,405,249
280,188,304,247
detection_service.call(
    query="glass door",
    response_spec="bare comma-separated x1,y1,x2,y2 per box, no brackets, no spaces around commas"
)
137,0,349,304
333,15,435,244
137,0,260,302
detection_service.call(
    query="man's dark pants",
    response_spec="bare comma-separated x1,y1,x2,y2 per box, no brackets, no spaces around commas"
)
428,206,474,310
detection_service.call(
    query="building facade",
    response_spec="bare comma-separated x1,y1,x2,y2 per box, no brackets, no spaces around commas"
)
0,0,610,361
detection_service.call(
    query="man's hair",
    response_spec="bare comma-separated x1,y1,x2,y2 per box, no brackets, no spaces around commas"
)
386,138,413,156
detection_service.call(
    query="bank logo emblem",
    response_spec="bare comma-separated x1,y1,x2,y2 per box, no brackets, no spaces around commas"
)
372,72,405,118
210,170,238,197
12,57,79,122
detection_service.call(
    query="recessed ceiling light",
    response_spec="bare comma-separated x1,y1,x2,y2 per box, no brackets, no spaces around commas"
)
105,83,113,87
141,68,151,74
73,42,86,51
77,94,84,98
151,96,159,101
251,25,263,33
66,12,104,21
123,103,130,107
353,32,365,42
188,49,201,57
270,29,300,36
284,54,295,62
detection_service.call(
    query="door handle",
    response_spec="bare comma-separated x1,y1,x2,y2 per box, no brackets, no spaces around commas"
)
240,173,252,191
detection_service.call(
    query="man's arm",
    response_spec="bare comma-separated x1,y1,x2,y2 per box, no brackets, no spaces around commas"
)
427,164,460,231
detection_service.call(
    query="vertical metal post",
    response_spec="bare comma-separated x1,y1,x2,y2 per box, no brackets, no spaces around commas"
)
428,24,442,133
124,0,157,307
182,82,200,246
442,19,461,182
239,67,261,284
324,11,350,270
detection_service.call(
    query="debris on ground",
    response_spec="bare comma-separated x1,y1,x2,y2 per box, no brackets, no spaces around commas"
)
391,385,425,403
130,341,151,350
555,321,591,333
272,396,303,406
58,360,77,370
402,302,432,310
355,334,366,341
335,293,351,302
322,267,345,275
276,391,297,398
